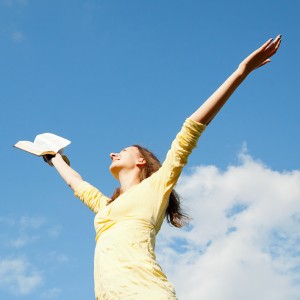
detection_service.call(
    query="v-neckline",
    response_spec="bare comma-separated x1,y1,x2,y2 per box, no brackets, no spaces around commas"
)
107,182,140,207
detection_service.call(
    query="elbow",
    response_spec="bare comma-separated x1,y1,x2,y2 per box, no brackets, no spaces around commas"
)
66,175,76,187
67,180,73,188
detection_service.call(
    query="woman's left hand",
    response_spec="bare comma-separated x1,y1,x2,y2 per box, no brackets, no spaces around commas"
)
239,35,282,75
43,154,55,166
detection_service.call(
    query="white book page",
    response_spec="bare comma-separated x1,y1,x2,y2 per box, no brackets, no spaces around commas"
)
34,133,71,153
14,141,49,155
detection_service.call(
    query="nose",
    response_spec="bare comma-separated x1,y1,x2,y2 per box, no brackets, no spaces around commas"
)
110,152,119,160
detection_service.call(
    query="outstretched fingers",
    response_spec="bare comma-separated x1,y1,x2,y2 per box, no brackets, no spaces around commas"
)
273,35,282,52
258,35,282,64
261,38,274,51
239,34,282,73
265,35,282,54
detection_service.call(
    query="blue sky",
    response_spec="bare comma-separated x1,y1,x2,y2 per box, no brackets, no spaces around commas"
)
0,1,299,299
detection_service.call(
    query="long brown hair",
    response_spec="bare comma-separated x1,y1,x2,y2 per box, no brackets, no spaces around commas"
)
109,145,190,228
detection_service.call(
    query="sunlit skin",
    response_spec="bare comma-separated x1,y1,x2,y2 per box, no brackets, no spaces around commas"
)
109,146,146,191
45,35,281,197
41,35,282,299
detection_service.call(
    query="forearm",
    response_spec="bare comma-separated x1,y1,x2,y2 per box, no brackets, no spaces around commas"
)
189,66,248,125
190,35,281,125
51,153,83,191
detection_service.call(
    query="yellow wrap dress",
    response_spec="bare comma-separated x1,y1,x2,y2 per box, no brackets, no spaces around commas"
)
74,118,206,299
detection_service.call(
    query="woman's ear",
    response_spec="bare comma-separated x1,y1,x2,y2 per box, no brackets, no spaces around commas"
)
136,157,146,167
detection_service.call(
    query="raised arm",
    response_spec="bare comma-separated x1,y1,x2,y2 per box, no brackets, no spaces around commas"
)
190,35,282,125
44,153,110,213
45,153,83,191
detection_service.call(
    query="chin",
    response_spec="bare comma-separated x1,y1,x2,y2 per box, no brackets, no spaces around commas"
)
109,165,119,180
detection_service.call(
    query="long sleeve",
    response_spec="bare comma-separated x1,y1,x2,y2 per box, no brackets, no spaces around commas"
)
89,120,204,299
74,181,111,214
150,118,206,194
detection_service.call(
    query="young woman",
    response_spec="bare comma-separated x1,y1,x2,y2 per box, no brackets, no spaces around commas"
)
44,35,281,299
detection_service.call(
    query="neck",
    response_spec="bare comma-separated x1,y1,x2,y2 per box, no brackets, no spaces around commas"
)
118,169,141,193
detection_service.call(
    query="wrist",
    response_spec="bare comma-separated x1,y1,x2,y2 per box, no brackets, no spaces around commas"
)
52,153,70,166
235,65,251,78
51,153,61,164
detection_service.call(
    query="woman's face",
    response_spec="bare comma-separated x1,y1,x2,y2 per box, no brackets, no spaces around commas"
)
109,146,144,178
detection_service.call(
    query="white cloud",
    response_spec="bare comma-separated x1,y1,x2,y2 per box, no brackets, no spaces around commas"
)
0,216,66,296
10,235,39,248
11,30,25,42
0,214,45,231
45,251,69,263
157,149,300,300
41,287,61,299
0,215,16,227
48,225,62,238
1,0,13,6
0,215,46,248
1,0,28,6
0,257,42,295
20,215,46,229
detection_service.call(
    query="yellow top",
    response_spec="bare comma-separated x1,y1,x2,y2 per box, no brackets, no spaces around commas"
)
74,118,206,300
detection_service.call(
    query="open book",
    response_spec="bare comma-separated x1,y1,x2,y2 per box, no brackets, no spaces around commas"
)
14,133,71,156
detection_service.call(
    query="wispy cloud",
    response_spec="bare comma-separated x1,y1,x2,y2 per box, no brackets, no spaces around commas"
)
0,214,63,251
0,214,67,296
48,226,62,238
1,0,28,6
157,147,300,300
10,235,39,248
0,216,16,226
11,30,25,43
1,0,13,6
41,287,61,299
0,215,46,248
44,251,69,264
20,215,46,229
0,257,42,295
